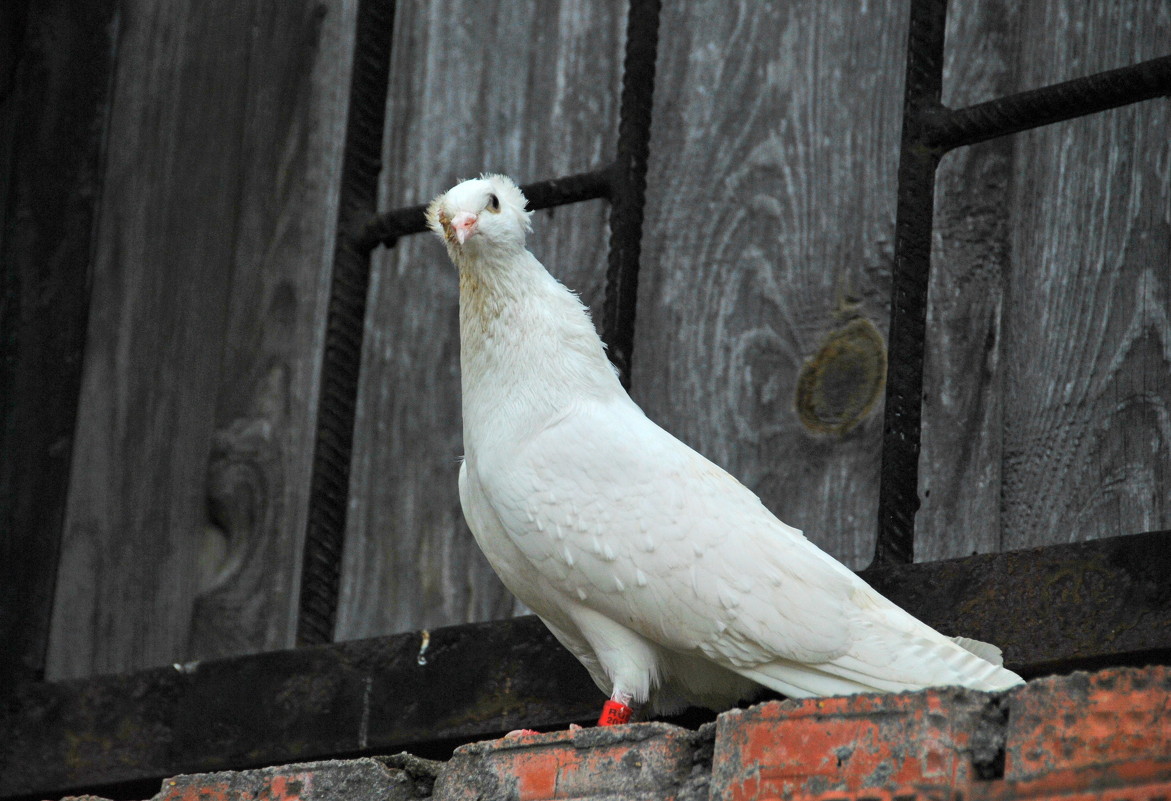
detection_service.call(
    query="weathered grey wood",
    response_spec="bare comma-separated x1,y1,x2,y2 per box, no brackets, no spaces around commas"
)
997,2,1171,550
190,0,357,663
40,0,1171,675
634,0,1169,570
0,0,117,692
920,2,1171,560
335,0,628,639
46,0,356,678
633,2,910,570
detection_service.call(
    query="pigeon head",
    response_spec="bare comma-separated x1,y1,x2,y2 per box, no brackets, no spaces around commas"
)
426,174,532,258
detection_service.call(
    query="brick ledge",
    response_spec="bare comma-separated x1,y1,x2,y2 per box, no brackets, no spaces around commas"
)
54,664,1170,801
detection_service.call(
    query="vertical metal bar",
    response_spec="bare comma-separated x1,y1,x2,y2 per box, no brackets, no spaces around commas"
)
872,0,948,567
602,0,661,389
297,0,395,646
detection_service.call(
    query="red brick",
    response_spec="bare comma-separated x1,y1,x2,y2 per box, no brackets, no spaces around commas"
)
1003,666,1171,782
774,788,951,801
978,776,1171,801
710,687,1002,801
50,665,1171,801
977,666,1171,801
747,779,1171,801
431,722,697,800
154,758,425,801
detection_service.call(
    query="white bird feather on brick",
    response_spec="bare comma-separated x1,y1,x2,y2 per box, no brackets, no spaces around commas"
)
425,174,1024,721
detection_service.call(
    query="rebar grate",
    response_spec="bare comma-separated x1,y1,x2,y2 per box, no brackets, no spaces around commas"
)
873,0,1171,567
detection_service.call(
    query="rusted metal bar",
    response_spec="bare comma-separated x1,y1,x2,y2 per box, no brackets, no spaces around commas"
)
873,0,948,567
297,0,396,646
5,531,1167,801
928,53,1171,151
520,169,613,215
359,168,613,250
601,0,661,389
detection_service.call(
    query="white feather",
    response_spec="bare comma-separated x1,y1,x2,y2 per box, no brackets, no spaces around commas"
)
431,175,1024,713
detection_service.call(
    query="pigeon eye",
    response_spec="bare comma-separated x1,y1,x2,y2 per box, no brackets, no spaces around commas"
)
486,193,500,212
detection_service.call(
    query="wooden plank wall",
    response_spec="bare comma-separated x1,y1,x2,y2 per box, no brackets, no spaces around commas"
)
43,0,357,679
996,1,1170,553
916,0,1017,562
29,0,1169,678
342,0,1169,630
919,0,1171,560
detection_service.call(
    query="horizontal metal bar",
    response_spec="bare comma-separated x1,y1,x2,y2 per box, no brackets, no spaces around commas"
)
520,168,613,214
4,531,1168,800
358,168,613,251
927,53,1171,151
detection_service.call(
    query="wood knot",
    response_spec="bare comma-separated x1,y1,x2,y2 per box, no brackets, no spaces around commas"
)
795,317,886,436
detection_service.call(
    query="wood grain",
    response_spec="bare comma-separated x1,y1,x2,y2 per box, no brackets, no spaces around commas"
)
635,0,1169,569
633,1,909,570
45,0,356,678
921,3,1171,560
998,2,1171,550
334,0,627,639
188,0,356,664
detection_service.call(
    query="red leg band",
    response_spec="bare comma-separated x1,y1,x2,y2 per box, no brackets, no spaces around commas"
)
597,699,633,726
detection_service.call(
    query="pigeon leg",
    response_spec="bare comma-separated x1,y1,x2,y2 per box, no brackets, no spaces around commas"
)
560,608,656,726
597,690,635,726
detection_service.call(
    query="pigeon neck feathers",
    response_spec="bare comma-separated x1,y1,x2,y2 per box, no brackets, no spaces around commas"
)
427,176,625,450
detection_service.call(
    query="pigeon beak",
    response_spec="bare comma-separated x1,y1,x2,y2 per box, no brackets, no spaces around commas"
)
451,211,478,245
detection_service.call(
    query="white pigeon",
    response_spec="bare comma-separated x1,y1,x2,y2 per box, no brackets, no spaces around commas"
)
425,174,1024,725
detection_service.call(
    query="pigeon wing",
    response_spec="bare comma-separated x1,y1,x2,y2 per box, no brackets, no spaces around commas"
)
475,397,1020,698
477,397,859,669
